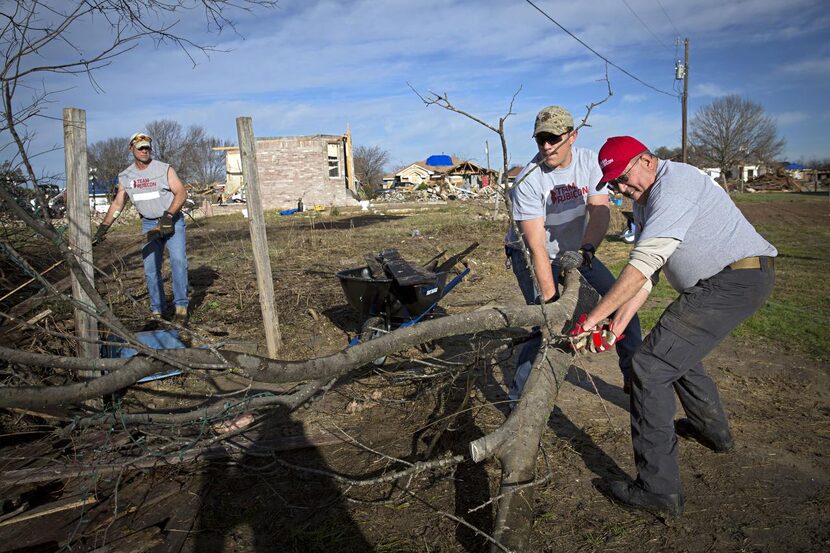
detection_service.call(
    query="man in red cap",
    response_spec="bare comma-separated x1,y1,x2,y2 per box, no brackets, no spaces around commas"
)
571,136,777,515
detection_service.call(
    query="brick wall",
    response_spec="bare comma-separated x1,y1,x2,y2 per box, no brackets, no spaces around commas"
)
252,135,357,209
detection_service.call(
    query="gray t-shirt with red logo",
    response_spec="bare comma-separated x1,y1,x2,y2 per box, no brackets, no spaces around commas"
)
633,159,778,291
506,146,606,260
119,159,174,220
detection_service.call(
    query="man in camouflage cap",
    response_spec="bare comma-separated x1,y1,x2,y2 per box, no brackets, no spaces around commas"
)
504,106,642,403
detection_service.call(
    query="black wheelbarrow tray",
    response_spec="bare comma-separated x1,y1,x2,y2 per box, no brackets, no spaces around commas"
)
337,243,478,362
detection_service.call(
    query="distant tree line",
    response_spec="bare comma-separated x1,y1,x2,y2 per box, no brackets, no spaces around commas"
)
88,119,231,189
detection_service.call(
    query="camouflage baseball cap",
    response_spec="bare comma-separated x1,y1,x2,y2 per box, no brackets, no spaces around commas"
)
533,106,574,137
129,132,152,149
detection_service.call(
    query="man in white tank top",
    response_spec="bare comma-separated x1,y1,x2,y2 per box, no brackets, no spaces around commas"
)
96,132,190,321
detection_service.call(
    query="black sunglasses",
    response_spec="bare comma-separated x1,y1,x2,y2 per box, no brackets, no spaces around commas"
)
606,154,643,192
535,132,565,147
137,146,151,152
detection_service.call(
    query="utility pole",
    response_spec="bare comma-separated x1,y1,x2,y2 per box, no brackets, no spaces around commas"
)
676,38,689,163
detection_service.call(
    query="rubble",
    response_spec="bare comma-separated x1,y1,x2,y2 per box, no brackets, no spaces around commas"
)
372,183,501,204
744,170,810,192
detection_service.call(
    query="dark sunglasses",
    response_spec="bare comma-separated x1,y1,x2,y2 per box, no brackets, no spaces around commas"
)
606,154,643,192
535,132,565,147
137,146,151,152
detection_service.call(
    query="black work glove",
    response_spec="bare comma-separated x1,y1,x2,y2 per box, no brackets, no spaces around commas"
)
94,223,111,244
159,211,175,238
580,243,595,269
559,250,583,271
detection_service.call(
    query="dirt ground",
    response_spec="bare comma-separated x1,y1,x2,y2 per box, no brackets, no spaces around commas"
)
0,197,828,552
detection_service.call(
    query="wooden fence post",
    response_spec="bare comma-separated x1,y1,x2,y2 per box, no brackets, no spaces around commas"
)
235,117,282,355
63,107,100,369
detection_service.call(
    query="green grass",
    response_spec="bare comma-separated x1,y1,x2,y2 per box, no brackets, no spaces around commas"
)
730,221,830,362
604,194,830,362
729,191,828,203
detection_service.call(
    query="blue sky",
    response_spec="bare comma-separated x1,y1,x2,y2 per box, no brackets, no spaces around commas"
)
8,0,830,182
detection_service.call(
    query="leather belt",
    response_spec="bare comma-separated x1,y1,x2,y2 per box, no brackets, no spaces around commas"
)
728,256,774,271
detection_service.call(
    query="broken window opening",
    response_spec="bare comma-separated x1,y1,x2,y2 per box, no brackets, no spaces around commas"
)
328,143,340,178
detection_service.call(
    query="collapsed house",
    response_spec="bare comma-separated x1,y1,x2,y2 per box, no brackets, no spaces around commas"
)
382,155,498,191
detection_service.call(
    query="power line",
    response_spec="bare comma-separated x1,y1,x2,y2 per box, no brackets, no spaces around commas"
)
620,0,672,52
523,0,678,98
655,0,682,37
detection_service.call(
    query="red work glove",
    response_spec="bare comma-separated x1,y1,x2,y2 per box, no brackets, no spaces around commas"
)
589,320,623,353
569,315,623,354
568,313,593,352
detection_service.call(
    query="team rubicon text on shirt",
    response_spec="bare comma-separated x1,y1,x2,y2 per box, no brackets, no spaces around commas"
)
131,178,155,189
550,183,588,205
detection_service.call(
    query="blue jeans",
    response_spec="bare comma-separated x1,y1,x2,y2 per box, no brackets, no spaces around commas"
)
507,247,642,401
141,214,188,313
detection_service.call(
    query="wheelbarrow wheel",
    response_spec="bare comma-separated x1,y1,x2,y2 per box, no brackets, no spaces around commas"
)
359,316,388,367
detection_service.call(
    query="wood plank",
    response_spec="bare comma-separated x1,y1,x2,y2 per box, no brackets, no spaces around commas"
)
0,493,96,528
235,117,282,355
63,107,100,367
380,249,436,286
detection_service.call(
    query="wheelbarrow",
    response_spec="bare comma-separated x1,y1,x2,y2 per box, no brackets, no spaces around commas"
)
337,242,478,365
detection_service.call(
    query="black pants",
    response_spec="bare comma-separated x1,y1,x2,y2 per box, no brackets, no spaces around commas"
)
630,258,775,494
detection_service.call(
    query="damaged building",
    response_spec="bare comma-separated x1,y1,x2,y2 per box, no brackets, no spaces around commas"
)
216,131,359,209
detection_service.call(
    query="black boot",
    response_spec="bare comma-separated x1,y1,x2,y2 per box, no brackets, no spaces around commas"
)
675,418,734,453
608,480,684,516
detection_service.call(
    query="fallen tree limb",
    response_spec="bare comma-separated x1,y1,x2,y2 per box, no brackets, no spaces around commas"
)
0,270,583,410
0,428,348,487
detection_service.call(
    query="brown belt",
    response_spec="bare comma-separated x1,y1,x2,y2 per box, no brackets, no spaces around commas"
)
728,256,774,271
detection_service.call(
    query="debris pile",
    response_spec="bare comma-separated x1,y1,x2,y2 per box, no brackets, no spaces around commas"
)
745,171,808,192
372,183,502,204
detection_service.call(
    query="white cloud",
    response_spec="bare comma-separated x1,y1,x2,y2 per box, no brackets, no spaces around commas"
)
621,94,647,103
781,58,830,76
692,83,735,98
775,111,808,125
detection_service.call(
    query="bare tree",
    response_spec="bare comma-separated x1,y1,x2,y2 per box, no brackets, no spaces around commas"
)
178,127,229,185
183,135,229,186
353,144,390,194
88,136,131,186
145,119,185,167
690,95,785,187
142,120,226,184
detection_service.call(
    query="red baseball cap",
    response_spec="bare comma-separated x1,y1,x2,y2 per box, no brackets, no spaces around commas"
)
596,136,648,189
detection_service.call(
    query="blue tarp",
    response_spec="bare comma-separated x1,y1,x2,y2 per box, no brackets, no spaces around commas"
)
426,155,453,166
784,163,805,170
279,208,299,216
102,329,185,383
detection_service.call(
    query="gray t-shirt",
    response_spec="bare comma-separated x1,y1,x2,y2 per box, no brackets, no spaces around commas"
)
634,160,777,291
506,147,606,260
